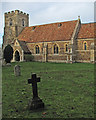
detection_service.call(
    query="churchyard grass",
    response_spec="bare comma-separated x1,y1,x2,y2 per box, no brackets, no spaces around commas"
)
2,62,94,118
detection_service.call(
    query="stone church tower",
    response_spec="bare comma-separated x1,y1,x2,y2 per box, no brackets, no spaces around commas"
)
3,10,29,49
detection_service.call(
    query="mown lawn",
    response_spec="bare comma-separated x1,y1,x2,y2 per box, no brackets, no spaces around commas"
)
2,62,94,118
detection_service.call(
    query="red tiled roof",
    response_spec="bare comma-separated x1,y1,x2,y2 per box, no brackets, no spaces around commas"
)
18,40,31,54
78,23,96,39
18,20,78,43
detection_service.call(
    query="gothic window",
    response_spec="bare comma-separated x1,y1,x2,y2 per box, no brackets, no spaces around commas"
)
35,45,40,54
84,42,87,50
54,44,59,54
66,44,68,52
22,19,25,26
9,18,12,26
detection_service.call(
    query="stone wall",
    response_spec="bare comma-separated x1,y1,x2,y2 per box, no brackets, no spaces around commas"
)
27,41,71,62
76,39,94,63
76,51,90,62
3,10,29,49
26,38,95,63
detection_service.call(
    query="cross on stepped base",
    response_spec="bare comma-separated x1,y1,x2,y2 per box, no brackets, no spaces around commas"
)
28,73,44,110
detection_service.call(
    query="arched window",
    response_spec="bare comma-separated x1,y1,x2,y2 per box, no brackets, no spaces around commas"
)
22,19,25,26
35,45,40,54
9,18,12,26
54,44,59,54
66,44,68,52
84,42,87,50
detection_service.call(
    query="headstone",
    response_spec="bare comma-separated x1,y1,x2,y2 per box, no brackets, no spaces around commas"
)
2,59,12,67
2,59,6,66
28,73,44,110
14,65,21,76
6,63,11,66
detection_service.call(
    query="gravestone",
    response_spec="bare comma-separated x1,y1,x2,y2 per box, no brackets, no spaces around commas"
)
6,63,11,66
2,59,11,67
14,65,21,76
28,73,44,110
2,59,6,66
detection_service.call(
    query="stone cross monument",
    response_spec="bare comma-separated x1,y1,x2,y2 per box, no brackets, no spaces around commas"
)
28,73,44,110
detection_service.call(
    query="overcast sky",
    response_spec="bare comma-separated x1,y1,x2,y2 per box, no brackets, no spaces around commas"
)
0,1,95,45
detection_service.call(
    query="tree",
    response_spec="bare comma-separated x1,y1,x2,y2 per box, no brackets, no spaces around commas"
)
4,45,13,63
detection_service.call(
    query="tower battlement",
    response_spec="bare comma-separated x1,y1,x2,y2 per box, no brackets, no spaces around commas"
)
5,10,29,16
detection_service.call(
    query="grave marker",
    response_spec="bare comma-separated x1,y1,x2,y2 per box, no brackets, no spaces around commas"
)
14,65,21,76
28,73,44,110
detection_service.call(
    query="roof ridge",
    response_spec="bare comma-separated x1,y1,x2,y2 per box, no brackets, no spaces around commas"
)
82,22,96,25
27,19,78,28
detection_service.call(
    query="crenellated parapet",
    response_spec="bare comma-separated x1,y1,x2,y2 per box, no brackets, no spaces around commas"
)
4,9,29,27
5,10,29,16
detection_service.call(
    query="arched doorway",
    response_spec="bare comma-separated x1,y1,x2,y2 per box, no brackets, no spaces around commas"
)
15,51,20,61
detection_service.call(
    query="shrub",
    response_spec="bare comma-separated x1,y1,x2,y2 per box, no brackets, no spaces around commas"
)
24,54,34,61
4,45,13,63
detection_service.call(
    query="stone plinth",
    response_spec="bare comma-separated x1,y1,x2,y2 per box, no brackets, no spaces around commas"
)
28,97,44,110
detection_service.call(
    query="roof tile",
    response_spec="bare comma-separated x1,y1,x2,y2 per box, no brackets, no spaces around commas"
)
78,23,96,39
18,20,78,42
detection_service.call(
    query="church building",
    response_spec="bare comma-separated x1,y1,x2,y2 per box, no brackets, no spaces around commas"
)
2,10,96,63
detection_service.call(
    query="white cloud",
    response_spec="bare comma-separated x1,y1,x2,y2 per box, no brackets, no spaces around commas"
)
0,2,95,45
1,2,94,26
29,2,94,26
1,0,96,2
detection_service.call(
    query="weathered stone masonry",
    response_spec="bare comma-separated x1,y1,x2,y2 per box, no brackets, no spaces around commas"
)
3,10,29,49
2,10,96,63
